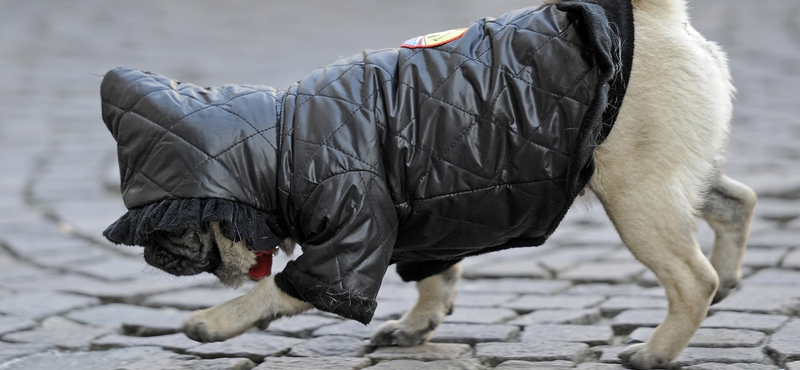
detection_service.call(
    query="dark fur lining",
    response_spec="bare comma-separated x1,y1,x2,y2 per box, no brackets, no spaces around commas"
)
275,261,376,324
103,198,285,275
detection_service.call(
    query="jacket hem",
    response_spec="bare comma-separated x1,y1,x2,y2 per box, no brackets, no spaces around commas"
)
275,261,376,325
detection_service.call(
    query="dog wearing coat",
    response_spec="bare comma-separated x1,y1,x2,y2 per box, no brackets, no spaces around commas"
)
100,0,755,368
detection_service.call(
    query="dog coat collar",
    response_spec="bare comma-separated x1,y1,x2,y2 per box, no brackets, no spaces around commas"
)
249,249,277,281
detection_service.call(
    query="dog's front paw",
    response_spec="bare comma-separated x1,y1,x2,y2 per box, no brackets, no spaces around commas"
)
619,343,673,370
181,308,247,343
711,279,738,304
370,319,437,347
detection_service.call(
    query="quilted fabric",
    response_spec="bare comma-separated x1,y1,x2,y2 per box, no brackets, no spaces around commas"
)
102,1,633,324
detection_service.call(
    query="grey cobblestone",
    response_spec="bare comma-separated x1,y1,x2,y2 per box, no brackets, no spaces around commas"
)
509,308,601,326
91,333,201,352
368,343,473,362
503,295,606,314
627,327,766,348
0,1,798,369
701,312,790,334
430,323,521,344
475,342,591,365
494,360,575,369
186,333,305,362
65,303,190,336
365,359,483,370
443,307,519,324
253,357,372,370
287,335,368,357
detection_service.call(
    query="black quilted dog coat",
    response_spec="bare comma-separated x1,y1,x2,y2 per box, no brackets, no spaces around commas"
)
102,1,633,323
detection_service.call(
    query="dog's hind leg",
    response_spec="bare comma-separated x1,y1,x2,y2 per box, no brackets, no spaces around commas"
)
370,263,461,346
181,276,313,342
591,172,719,369
702,174,757,303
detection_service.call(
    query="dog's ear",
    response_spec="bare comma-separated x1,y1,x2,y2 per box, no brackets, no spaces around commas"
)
209,222,256,289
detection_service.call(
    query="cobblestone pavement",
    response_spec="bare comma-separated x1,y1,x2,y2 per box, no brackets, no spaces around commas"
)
1,1,799,369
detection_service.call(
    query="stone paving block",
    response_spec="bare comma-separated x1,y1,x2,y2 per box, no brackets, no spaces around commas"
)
66,256,151,281
0,291,100,319
521,324,613,346
557,261,646,284
1,325,113,350
494,360,576,369
430,323,520,344
709,285,800,315
627,327,766,348
741,248,790,268
683,363,779,370
91,333,202,352
443,307,518,324
574,364,628,370
537,247,619,273
66,303,191,336
254,356,372,370
765,319,800,365
503,295,606,314
475,342,590,366
116,353,256,370
459,279,572,295
593,346,625,364
287,335,368,357
463,259,550,279
0,342,54,364
753,198,800,223
745,268,800,285
783,249,800,269
266,314,341,337
0,315,37,335
509,308,601,326
674,347,770,367
701,312,790,334
143,287,248,310
563,283,648,297
186,333,305,362
0,346,171,370
455,292,518,308
610,309,667,335
0,273,218,303
0,263,53,281
312,319,386,339
598,296,667,316
365,359,483,370
368,343,472,362
748,230,800,249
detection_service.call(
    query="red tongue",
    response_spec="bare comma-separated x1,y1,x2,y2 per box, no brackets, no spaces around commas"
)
248,251,274,281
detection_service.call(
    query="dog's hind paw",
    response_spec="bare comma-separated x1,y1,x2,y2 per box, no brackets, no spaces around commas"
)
619,343,673,370
370,319,436,347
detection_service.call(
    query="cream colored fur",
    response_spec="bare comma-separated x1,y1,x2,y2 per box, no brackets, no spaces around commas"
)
181,1,755,368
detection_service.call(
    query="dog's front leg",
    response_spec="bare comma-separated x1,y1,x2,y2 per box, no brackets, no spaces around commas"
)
182,276,312,342
371,263,461,347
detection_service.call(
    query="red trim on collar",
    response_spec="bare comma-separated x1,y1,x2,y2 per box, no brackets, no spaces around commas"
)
249,250,275,281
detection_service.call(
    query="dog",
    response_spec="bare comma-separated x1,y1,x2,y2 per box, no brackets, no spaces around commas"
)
101,0,755,368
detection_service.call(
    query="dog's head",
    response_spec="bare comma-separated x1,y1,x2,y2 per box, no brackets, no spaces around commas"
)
143,221,294,289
